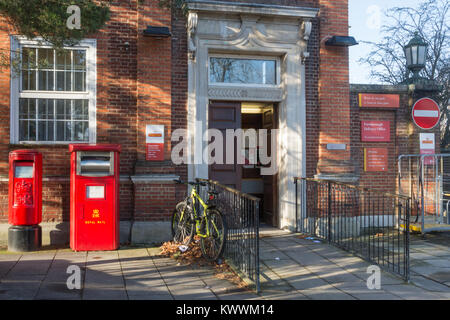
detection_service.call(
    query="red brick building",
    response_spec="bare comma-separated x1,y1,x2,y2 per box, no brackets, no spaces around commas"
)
0,0,437,245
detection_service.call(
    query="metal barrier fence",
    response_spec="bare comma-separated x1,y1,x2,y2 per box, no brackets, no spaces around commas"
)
398,154,450,234
294,177,410,281
196,178,261,293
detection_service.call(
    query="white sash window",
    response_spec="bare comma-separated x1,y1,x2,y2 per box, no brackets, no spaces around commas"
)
10,37,96,144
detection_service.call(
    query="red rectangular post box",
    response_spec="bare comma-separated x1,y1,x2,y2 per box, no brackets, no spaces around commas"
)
69,144,121,251
9,150,42,226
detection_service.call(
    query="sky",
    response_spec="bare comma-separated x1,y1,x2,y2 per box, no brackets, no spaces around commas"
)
349,0,422,84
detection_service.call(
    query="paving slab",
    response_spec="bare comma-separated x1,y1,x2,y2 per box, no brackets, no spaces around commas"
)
349,291,402,300
168,284,217,300
382,284,444,300
128,292,173,300
197,275,242,294
422,259,450,268
0,281,41,300
300,288,356,300
82,287,129,300
35,282,82,300
6,252,55,276
259,290,309,300
124,278,168,292
0,259,20,278
217,291,261,300
288,276,334,291
410,275,450,292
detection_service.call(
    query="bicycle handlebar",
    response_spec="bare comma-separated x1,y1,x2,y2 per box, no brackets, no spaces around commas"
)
173,179,208,186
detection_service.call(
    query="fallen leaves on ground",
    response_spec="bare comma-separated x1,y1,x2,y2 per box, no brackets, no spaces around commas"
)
159,237,248,289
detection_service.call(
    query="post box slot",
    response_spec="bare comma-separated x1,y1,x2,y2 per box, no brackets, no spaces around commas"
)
77,152,114,176
14,161,34,178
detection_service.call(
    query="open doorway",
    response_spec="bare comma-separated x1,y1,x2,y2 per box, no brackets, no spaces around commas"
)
208,101,278,226
242,102,278,227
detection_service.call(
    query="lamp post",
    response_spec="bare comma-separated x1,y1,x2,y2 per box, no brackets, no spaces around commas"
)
403,32,428,82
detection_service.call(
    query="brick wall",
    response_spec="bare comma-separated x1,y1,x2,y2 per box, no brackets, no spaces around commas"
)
350,86,410,193
0,0,175,223
317,0,352,175
305,18,320,177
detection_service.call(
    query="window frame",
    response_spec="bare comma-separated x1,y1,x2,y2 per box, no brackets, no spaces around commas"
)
208,53,281,87
10,36,97,144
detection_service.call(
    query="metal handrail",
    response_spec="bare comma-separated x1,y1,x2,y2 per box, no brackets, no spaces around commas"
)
294,177,410,281
195,177,261,293
294,177,411,200
196,178,262,202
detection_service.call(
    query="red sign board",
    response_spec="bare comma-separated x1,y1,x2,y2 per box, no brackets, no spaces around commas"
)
361,121,390,142
420,149,435,165
412,98,440,130
359,93,399,108
146,125,164,161
146,143,164,161
364,148,388,172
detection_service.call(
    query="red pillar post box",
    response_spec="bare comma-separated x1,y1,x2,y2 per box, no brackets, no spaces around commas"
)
69,144,121,251
8,150,42,252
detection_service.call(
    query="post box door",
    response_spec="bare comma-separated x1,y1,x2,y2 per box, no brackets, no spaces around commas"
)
13,161,34,207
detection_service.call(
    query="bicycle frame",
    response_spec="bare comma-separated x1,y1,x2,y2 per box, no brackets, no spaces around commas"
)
181,186,220,239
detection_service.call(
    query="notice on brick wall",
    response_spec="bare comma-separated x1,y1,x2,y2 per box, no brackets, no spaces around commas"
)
364,148,388,172
361,121,390,142
419,133,435,165
359,93,399,108
146,125,164,161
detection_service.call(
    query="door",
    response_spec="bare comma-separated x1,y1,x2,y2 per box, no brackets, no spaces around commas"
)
262,106,278,226
208,101,242,190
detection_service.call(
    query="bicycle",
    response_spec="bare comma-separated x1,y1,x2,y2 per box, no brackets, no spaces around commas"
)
171,179,227,261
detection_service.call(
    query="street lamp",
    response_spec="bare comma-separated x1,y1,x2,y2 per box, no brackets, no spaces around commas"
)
404,32,427,81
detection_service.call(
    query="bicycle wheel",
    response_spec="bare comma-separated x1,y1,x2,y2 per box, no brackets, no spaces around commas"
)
171,201,194,245
200,209,227,261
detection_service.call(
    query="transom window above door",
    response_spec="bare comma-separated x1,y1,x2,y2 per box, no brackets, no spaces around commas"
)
209,56,279,86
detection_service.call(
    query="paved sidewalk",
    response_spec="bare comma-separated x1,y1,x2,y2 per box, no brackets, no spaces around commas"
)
0,228,449,300
258,228,450,300
410,232,450,287
0,247,259,300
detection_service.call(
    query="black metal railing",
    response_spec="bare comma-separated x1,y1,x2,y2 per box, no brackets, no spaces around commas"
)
196,178,261,293
294,177,410,281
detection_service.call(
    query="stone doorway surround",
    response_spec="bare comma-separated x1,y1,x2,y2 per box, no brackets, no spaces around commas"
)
186,0,318,230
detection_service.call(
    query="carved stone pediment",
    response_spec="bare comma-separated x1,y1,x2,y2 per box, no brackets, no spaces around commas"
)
187,2,318,61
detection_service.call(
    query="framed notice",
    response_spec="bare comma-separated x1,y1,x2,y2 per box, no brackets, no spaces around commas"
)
146,125,164,161
361,121,390,142
364,148,388,172
419,133,435,165
359,93,399,108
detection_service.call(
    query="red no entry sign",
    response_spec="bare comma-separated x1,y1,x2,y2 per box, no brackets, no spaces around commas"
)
412,97,440,130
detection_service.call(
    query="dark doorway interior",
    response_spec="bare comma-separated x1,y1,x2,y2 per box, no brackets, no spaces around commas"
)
209,101,278,226
241,103,278,227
